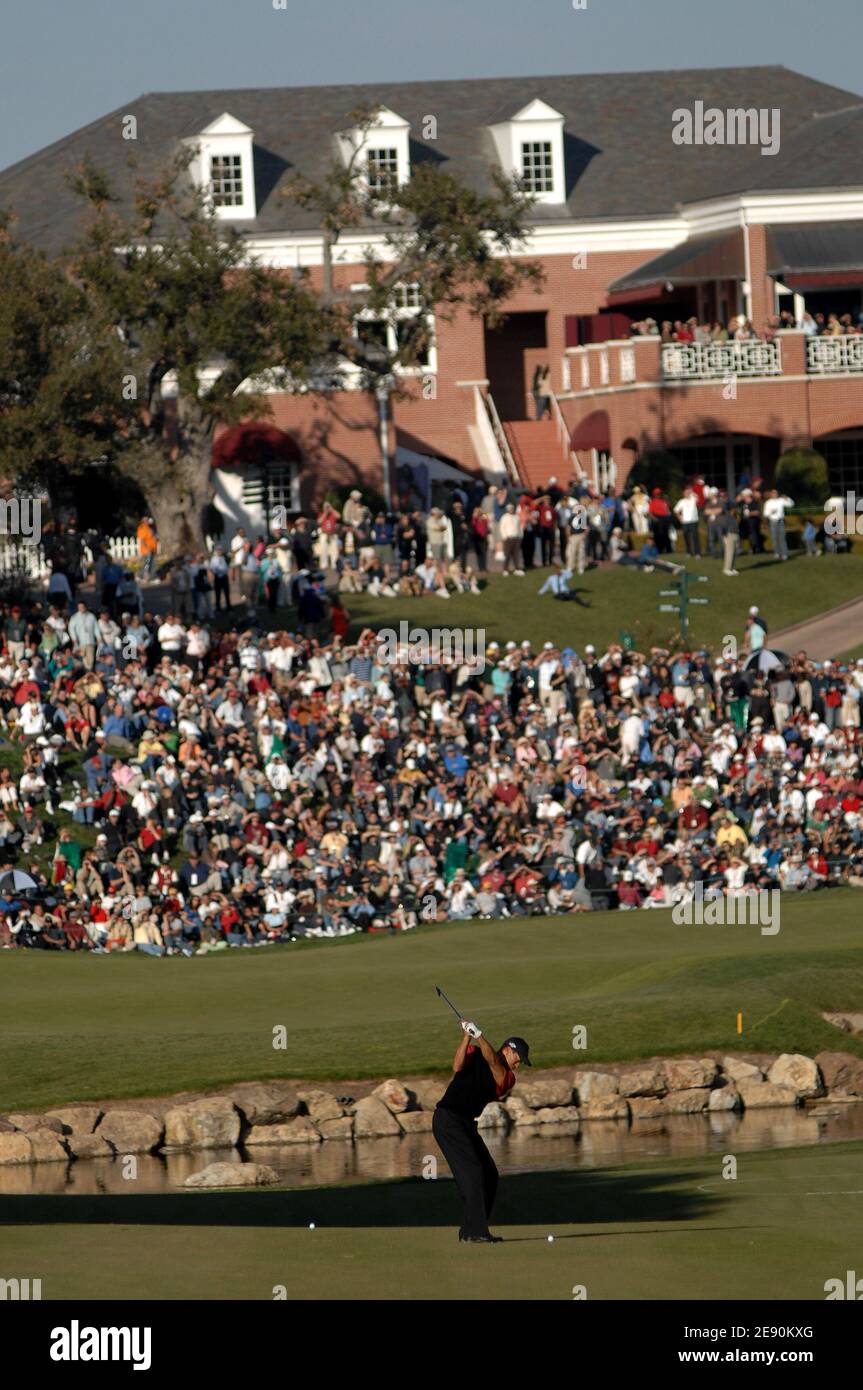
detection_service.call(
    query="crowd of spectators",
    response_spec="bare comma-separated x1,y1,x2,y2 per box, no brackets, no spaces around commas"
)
2,557,862,953
628,309,863,342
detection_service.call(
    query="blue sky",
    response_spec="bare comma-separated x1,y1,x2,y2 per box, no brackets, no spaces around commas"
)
2,0,861,171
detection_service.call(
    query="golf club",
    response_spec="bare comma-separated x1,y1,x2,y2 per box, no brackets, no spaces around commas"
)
435,984,464,1021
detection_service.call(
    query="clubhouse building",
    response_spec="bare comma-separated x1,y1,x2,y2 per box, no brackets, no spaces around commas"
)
4,65,863,531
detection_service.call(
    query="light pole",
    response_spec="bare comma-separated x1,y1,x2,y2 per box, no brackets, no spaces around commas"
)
375,374,395,511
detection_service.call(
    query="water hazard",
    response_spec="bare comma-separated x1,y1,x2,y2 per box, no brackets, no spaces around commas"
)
3,1102,863,1196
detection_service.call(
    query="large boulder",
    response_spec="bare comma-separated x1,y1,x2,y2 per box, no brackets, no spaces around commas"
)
722,1056,765,1082
503,1096,540,1127
163,1098,241,1151
815,1052,863,1097
97,1110,164,1154
316,1117,355,1141
618,1066,665,1098
579,1095,630,1121
663,1059,718,1091
26,1131,69,1162
629,1097,667,1120
519,1078,574,1109
222,1084,300,1126
65,1133,115,1160
245,1118,320,1145
352,1097,401,1137
663,1089,709,1115
183,1161,279,1189
372,1080,413,1114
297,1090,344,1123
476,1103,509,1131
709,1087,742,1112
45,1107,103,1135
7,1112,67,1135
736,1078,799,1109
767,1054,824,1099
397,1111,435,1134
0,1133,33,1164
534,1105,580,1125
408,1080,445,1111
573,1071,619,1104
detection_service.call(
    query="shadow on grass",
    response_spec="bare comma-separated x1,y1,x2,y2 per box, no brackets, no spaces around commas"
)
0,1166,719,1230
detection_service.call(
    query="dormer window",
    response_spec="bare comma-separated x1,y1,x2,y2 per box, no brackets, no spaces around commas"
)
521,140,554,194
210,154,244,207
489,99,566,205
185,112,257,221
336,106,411,200
367,147,400,198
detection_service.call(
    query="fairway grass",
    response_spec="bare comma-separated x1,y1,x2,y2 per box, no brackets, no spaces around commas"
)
3,890,863,1111
2,1141,861,1300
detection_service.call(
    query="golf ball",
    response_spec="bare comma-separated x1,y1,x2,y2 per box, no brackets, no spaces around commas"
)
309,1222,316,1230
547,1235,554,1243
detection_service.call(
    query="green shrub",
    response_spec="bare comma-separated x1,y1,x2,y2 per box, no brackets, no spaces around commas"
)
627,450,684,505
776,448,828,507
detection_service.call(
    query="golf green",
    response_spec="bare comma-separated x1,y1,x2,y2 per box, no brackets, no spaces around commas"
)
2,890,863,1111
2,1141,861,1299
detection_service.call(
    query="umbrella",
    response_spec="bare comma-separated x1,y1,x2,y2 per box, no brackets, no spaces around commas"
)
0,870,39,893
744,648,791,675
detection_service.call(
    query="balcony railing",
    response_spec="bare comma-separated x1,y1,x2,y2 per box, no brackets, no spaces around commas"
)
806,335,863,375
661,340,782,381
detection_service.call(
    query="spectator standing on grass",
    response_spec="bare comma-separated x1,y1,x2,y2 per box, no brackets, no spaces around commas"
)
499,505,524,576
136,517,158,581
673,487,701,557
745,606,768,655
648,488,673,553
720,505,740,576
209,547,230,611
69,601,99,671
764,489,794,561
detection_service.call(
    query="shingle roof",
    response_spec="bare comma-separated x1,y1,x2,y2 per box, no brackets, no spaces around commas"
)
2,66,860,255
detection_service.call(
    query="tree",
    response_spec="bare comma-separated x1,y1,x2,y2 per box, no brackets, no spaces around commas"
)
286,107,544,392
1,159,329,555
2,123,543,554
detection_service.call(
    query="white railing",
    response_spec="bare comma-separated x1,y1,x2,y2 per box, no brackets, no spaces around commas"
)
548,390,587,482
0,536,140,580
806,335,863,375
479,388,522,486
662,340,782,381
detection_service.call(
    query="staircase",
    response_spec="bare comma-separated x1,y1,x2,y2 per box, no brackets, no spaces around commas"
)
502,419,569,492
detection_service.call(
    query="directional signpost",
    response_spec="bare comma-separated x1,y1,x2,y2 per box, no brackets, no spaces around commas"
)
658,571,710,641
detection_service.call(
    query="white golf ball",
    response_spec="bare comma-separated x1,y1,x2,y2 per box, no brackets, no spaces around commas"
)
547,1235,554,1243
309,1222,316,1230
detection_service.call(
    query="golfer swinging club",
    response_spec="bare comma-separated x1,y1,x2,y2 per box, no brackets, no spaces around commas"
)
432,1016,531,1243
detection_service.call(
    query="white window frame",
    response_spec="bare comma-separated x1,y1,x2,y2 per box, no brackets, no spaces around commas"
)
351,282,437,377
335,106,411,204
489,99,566,206
186,112,257,222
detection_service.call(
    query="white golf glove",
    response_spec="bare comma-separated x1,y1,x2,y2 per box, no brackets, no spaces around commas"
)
461,1020,482,1039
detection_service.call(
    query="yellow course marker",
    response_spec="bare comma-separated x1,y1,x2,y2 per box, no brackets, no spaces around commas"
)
736,1011,743,1035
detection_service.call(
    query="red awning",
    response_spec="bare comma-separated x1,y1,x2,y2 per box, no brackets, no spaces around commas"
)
571,411,611,452
211,422,302,470
606,284,668,308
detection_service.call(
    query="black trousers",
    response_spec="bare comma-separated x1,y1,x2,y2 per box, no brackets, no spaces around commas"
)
432,1105,499,1237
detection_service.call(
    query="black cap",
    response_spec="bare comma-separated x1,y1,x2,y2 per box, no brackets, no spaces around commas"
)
501,1036,532,1066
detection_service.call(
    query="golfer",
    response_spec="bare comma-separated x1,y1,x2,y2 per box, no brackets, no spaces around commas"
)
433,1021,531,1243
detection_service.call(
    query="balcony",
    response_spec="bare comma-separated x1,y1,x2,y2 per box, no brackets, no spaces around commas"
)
806,335,863,376
661,340,782,382
563,332,863,393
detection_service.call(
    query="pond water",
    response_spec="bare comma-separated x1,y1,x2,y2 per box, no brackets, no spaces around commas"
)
4,1101,863,1195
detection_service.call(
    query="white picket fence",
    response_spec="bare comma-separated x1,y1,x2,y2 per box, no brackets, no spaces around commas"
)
0,536,139,581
